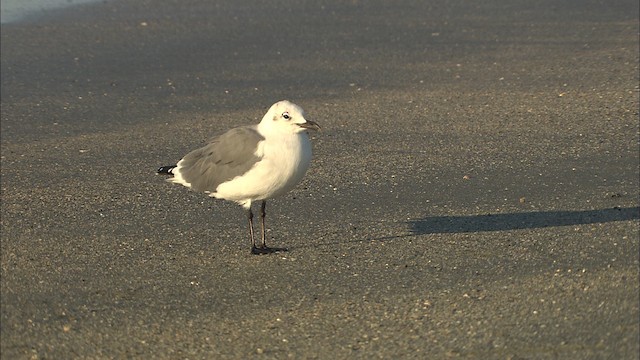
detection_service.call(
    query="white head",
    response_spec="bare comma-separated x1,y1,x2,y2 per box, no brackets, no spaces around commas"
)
259,100,320,134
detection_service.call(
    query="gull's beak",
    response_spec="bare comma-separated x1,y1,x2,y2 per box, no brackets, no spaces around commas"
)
298,120,321,131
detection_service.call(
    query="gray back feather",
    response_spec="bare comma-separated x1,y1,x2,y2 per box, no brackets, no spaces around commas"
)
179,126,264,193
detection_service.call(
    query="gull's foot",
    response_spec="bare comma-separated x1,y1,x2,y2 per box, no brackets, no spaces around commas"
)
251,246,289,255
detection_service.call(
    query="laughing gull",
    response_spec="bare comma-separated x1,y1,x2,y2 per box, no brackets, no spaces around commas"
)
158,100,320,254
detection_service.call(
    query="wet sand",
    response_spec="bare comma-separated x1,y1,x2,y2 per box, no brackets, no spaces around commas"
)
1,0,639,358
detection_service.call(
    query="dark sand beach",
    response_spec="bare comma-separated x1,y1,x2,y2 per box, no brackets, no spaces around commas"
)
1,0,639,358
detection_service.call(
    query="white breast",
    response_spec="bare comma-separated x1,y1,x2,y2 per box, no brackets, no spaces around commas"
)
214,132,312,203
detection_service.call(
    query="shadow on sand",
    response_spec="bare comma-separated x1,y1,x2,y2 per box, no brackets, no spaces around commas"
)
409,206,639,235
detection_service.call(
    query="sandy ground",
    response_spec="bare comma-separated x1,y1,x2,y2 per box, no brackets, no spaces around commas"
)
1,0,639,358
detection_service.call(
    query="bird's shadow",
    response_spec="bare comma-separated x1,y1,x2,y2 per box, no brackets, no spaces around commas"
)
300,206,639,249
409,206,639,235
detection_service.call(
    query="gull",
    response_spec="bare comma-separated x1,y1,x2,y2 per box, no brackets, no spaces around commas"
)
157,100,320,254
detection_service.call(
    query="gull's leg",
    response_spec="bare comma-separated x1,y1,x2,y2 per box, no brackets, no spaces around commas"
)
250,202,273,255
247,207,258,252
258,200,288,254
260,200,268,249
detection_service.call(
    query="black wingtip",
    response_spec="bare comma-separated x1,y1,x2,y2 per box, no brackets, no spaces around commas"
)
157,165,177,175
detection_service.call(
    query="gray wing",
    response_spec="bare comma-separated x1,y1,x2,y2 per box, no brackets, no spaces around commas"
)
178,126,265,193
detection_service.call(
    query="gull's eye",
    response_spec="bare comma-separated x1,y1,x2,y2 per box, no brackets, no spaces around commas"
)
282,112,291,120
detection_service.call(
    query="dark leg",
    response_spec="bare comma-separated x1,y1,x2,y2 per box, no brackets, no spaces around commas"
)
251,201,271,254
260,200,267,248
253,200,287,254
247,207,257,249
250,203,274,255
